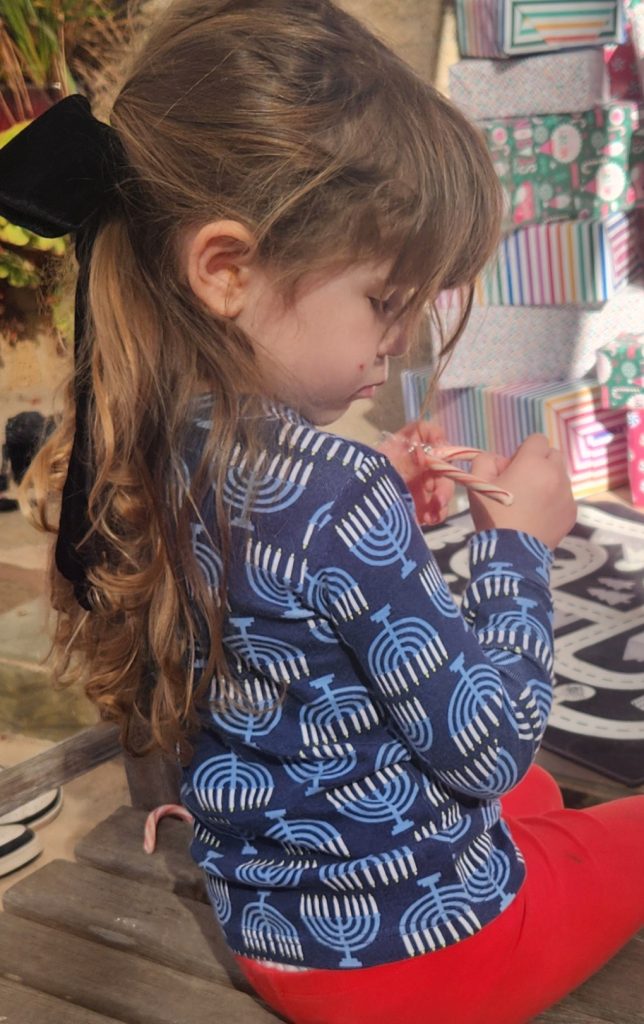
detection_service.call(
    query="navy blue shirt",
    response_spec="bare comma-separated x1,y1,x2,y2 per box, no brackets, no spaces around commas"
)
180,402,554,969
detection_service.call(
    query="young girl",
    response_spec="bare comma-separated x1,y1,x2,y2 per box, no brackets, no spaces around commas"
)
2,2,642,1022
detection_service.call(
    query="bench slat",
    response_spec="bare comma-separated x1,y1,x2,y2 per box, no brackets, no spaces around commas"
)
0,977,123,1024
75,804,206,900
2,858,248,992
0,914,282,1024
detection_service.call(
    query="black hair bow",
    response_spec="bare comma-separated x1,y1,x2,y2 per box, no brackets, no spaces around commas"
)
0,95,124,610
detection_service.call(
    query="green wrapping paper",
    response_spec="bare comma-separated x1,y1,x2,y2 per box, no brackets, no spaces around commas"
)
481,102,644,227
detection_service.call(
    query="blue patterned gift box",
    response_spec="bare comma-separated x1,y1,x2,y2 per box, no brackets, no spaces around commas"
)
456,0,625,58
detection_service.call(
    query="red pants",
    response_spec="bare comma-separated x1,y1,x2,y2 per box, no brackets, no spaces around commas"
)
236,765,644,1024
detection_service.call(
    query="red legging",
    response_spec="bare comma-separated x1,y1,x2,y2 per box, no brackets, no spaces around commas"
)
236,765,644,1024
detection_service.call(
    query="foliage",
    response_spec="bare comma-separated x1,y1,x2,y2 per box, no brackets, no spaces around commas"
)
0,0,130,122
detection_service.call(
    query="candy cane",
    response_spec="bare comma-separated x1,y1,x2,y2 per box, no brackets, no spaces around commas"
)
143,803,194,854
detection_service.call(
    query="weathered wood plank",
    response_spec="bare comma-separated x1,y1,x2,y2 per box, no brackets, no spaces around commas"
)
123,748,181,809
570,931,644,1023
0,915,283,1024
535,1007,619,1024
0,977,124,1024
2,858,249,992
74,805,207,901
0,724,121,816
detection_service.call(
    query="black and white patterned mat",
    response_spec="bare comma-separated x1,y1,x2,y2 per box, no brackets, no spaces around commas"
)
426,502,644,787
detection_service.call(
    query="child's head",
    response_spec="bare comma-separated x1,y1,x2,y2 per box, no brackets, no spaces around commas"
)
33,0,503,756
97,0,502,406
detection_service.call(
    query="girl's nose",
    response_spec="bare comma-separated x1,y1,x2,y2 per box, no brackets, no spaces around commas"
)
380,326,409,358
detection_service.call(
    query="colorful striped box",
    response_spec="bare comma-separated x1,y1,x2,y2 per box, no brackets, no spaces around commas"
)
432,276,644,387
401,371,629,498
449,44,641,121
476,212,642,305
481,102,644,228
456,0,625,58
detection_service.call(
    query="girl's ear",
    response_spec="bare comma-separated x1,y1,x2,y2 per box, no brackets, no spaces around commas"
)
185,219,256,318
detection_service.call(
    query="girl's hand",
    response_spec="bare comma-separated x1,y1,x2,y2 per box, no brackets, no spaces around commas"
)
468,433,577,550
377,420,455,527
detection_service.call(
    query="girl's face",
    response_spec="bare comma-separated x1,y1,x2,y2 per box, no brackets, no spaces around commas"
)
237,261,411,425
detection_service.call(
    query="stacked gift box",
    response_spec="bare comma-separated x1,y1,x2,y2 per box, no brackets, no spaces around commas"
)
595,331,644,503
409,0,644,504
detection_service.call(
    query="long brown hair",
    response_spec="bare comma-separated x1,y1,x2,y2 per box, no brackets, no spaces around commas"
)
23,0,502,759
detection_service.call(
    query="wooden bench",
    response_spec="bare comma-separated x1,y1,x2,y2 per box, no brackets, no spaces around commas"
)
0,725,642,1023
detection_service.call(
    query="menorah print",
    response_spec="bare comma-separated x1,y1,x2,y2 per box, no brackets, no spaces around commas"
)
368,604,449,696
210,675,283,745
434,744,520,798
374,739,411,770
470,533,499,564
306,615,338,644
319,847,418,893
298,675,381,747
518,532,552,581
192,819,223,851
455,833,514,910
282,743,359,795
414,808,471,845
420,774,454,809
205,874,232,924
191,522,223,593
335,476,417,579
399,873,482,955
198,849,225,877
326,764,419,836
224,447,313,529
465,562,523,606
244,539,309,618
419,560,461,618
306,566,369,623
236,857,317,888
191,752,274,815
386,696,434,752
477,597,554,670
481,799,502,832
241,891,305,962
300,893,381,967
225,617,309,684
264,808,351,857
502,683,549,743
448,652,505,754
302,500,334,550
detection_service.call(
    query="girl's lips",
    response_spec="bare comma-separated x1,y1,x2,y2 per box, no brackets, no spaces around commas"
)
352,383,383,399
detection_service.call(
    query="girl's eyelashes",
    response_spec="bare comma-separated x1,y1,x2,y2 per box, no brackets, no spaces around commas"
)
369,293,397,316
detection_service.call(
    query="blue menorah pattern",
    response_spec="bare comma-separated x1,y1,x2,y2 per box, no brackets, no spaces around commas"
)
179,401,555,968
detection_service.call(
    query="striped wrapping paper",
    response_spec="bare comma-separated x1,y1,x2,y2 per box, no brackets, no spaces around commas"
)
401,371,628,497
431,276,644,387
476,211,642,305
456,0,625,58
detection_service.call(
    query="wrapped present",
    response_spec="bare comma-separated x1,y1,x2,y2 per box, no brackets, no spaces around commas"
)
475,211,642,305
626,397,644,505
481,102,644,228
596,331,644,406
432,277,644,387
456,0,625,58
626,0,644,94
402,372,628,498
449,44,641,121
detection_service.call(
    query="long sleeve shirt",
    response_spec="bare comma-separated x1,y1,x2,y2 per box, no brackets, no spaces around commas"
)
180,401,554,970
